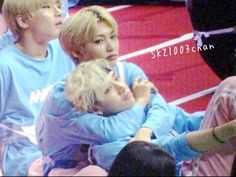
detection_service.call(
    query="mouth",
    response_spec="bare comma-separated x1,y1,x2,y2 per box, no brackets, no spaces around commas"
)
55,21,63,26
123,90,132,101
106,54,118,61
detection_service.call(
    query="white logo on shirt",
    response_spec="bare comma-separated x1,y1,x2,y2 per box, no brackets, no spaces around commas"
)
29,85,54,105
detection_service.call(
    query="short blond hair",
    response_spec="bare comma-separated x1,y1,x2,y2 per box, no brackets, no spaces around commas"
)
65,59,113,112
2,0,62,39
59,5,118,64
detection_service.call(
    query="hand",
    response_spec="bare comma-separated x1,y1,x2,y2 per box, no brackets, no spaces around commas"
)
132,77,156,108
129,127,152,143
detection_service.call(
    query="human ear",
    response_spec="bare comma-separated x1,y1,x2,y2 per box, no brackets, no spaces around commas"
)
71,50,81,60
72,46,90,62
16,14,31,29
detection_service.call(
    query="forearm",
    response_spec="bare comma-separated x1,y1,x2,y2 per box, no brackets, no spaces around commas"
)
75,103,145,143
142,93,175,137
131,127,153,143
186,119,236,152
138,127,153,137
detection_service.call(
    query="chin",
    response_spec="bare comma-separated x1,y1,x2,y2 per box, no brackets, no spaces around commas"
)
48,35,58,41
109,60,117,67
123,102,135,111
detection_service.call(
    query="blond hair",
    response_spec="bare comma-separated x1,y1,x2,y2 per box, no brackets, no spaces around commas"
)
59,5,118,64
2,0,62,39
65,59,113,112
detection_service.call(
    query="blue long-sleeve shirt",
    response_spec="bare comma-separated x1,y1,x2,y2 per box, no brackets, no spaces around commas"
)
91,110,204,170
36,61,204,173
36,62,176,157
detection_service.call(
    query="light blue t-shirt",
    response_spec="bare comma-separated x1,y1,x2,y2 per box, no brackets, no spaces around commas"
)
0,30,14,51
0,39,75,176
68,0,80,7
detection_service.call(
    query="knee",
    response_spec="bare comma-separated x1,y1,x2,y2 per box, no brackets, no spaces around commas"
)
27,157,44,176
219,76,236,91
223,76,236,85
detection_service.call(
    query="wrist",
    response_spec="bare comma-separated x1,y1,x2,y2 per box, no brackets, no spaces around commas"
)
212,126,225,143
137,127,153,137
136,99,148,108
213,120,236,143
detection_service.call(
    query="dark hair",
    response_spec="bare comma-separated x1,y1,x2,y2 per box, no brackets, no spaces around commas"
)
0,0,4,13
232,155,236,177
108,141,176,176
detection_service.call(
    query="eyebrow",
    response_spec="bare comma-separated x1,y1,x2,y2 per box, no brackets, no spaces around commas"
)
96,30,116,37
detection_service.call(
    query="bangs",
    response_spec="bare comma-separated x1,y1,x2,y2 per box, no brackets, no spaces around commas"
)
26,0,62,13
65,59,113,111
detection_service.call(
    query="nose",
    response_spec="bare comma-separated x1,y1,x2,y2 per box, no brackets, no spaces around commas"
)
106,39,115,52
113,81,126,95
54,5,62,17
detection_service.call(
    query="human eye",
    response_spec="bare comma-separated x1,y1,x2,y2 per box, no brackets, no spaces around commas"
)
42,4,51,8
104,86,112,94
111,34,117,40
94,39,103,44
56,0,61,9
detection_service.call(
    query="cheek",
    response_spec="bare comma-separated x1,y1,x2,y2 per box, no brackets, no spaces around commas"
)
83,47,99,59
114,98,134,112
90,46,106,59
96,51,106,59
115,40,119,50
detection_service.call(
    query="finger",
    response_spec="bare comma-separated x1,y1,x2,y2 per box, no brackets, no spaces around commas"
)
153,85,159,93
136,76,142,83
149,83,158,93
132,76,142,87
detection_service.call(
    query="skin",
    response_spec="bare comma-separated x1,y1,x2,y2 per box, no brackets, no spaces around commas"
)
79,22,119,67
71,20,155,142
15,0,63,59
94,71,136,114
29,0,63,43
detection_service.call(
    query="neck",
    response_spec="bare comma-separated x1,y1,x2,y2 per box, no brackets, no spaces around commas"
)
0,15,8,35
15,32,51,60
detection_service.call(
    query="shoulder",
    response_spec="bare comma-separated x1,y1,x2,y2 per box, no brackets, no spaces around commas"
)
48,39,74,65
0,44,15,56
48,39,65,53
0,45,17,68
0,30,15,50
0,45,34,74
44,80,75,117
48,39,65,55
119,61,143,70
118,61,148,79
116,61,145,74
